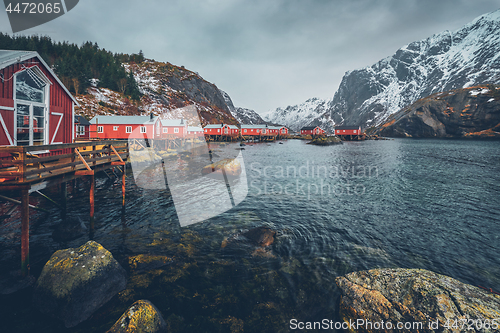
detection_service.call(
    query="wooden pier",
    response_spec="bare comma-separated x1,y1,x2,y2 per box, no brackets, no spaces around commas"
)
0,140,128,276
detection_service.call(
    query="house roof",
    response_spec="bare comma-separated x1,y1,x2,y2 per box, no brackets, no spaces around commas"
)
75,115,91,126
0,50,79,105
227,125,239,130
301,126,319,131
241,124,268,129
204,124,224,129
335,126,361,130
161,119,185,127
188,126,203,132
90,115,156,125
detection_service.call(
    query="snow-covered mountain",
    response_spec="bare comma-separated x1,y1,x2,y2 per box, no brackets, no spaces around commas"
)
263,98,328,132
220,90,267,125
267,9,500,132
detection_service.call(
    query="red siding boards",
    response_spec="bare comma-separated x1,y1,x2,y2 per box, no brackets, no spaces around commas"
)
334,126,361,136
0,51,78,153
300,126,325,136
90,124,155,140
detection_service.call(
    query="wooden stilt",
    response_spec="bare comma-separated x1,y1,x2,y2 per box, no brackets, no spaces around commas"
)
21,189,29,276
90,174,95,231
122,164,126,208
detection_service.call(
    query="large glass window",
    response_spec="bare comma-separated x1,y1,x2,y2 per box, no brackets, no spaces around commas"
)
16,103,46,146
15,68,48,146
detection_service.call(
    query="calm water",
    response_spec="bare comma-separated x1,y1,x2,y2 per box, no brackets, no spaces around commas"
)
1,138,500,332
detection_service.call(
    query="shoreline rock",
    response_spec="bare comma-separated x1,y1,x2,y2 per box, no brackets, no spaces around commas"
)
33,241,127,328
308,136,343,146
336,268,500,332
106,300,167,333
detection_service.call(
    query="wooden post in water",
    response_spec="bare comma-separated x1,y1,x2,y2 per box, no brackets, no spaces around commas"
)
122,164,126,208
90,174,95,231
21,189,29,276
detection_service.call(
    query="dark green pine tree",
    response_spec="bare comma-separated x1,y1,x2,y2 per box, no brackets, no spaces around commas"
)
125,71,141,101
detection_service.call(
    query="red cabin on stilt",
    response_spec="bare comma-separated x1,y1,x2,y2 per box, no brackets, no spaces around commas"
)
300,126,325,136
89,115,157,140
335,125,363,140
0,50,78,157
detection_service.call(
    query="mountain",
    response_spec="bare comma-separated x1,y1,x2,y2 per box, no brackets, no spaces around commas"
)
263,98,328,132
266,9,500,132
76,60,239,126
220,90,267,125
373,85,500,139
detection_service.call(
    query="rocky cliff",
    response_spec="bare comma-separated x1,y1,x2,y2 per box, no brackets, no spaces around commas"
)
76,60,238,126
374,85,500,139
267,9,500,132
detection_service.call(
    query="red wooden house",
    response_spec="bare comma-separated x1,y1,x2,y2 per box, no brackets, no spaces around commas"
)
0,50,78,153
187,126,204,138
335,125,361,136
278,126,289,137
300,126,325,136
74,115,90,140
268,125,289,138
89,115,157,140
158,119,187,139
240,124,269,137
204,124,239,139
334,125,363,140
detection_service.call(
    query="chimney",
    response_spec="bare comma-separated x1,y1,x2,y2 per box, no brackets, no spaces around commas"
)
150,112,154,120
180,118,184,125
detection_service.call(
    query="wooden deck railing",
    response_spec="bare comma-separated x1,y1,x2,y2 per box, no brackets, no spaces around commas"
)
0,140,128,184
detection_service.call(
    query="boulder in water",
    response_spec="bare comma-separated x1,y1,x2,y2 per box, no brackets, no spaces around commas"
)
336,268,500,332
106,300,167,333
33,241,127,328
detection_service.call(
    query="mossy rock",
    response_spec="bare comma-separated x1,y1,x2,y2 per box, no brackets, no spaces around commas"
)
336,268,500,333
128,254,173,273
107,300,167,333
33,241,127,328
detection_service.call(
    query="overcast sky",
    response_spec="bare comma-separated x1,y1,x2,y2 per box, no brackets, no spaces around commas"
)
1,0,499,114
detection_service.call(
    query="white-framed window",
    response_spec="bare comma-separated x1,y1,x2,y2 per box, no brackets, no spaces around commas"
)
140,126,146,133
97,126,103,133
78,126,85,136
126,126,132,133
262,129,266,134
217,129,220,133
14,67,50,146
204,129,207,132
163,128,168,133
113,126,119,131
174,128,179,133
244,129,247,133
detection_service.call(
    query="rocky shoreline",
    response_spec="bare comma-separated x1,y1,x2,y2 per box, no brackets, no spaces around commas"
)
5,231,500,332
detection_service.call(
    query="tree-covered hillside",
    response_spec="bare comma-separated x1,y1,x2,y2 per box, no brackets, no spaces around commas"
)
0,34,142,100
